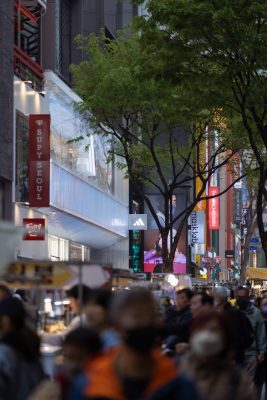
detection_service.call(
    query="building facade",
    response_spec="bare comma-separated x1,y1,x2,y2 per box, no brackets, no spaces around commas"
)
13,0,129,268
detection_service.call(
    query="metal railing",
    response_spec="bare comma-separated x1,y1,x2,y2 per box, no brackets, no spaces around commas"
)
14,44,44,92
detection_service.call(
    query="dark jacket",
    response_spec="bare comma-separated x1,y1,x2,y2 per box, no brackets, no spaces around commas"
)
163,306,192,349
223,302,254,364
243,304,266,356
0,343,45,400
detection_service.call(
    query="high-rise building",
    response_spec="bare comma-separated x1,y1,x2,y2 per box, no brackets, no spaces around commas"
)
0,1,14,220
13,0,129,267
42,0,138,83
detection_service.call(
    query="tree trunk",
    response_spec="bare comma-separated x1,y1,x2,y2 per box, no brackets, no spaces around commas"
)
160,230,173,273
257,167,267,265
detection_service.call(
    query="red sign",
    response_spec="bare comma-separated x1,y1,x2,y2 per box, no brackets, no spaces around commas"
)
29,115,50,207
23,218,45,240
208,186,219,230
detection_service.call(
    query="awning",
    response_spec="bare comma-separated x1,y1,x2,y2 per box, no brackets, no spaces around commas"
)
246,268,267,280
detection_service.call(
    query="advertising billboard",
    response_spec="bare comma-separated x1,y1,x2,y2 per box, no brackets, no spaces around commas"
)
29,115,50,207
144,194,187,273
208,187,219,230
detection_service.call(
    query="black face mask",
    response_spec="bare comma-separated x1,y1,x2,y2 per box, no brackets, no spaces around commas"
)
124,326,158,354
237,298,249,310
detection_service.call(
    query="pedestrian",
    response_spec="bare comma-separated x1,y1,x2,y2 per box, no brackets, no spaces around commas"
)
164,288,193,351
255,296,267,399
190,292,214,318
175,291,214,356
65,284,91,332
214,286,254,364
84,288,120,351
236,286,266,381
74,288,201,400
0,297,45,400
183,311,256,400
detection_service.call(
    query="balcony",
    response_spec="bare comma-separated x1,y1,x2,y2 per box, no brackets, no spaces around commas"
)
14,45,44,92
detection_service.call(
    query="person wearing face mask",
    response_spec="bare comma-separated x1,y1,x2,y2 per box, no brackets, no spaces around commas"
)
236,287,266,382
254,297,267,399
183,311,256,400
73,288,201,400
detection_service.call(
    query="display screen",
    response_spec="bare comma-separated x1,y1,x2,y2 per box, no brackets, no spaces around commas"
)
144,194,187,273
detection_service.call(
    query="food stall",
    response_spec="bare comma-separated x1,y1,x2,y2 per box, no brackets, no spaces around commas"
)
246,268,267,294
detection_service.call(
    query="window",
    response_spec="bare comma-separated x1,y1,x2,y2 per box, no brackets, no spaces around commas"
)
48,235,69,261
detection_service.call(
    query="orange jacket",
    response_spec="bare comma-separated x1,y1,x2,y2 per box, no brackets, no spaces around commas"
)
84,348,178,400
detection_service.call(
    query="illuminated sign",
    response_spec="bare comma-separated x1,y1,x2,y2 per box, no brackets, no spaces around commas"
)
208,187,219,230
29,115,50,207
23,218,45,240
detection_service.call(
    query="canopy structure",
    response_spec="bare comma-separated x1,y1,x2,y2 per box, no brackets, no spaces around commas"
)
246,268,267,280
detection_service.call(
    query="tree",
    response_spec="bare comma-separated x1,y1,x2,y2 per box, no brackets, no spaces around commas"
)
71,32,245,272
136,0,267,263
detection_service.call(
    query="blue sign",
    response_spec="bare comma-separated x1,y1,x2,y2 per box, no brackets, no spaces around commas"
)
249,246,258,251
242,187,248,203
251,237,260,243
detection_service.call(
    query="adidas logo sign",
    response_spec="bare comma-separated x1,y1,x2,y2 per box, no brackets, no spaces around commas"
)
133,218,145,227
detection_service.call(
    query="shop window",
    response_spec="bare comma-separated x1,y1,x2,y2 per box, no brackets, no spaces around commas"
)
16,111,29,202
48,235,69,261
69,241,90,262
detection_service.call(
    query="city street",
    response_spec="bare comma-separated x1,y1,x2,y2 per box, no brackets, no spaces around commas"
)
0,0,267,399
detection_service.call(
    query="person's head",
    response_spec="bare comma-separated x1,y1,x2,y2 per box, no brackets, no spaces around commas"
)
66,285,91,314
84,288,112,333
213,286,229,308
13,289,28,303
63,327,102,376
262,290,267,299
0,285,11,302
110,289,159,355
0,297,26,338
236,286,250,310
176,288,193,311
171,195,177,207
191,292,214,318
260,297,267,317
190,311,233,360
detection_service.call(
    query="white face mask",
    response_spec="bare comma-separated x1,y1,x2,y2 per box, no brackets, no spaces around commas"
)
191,330,224,357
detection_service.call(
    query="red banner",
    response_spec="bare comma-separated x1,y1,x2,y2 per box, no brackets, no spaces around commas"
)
23,218,45,240
208,186,219,230
29,115,50,207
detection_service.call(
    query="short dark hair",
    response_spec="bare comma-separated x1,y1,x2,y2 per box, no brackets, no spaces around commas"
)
193,292,213,306
64,327,102,355
236,286,249,296
177,288,194,300
66,285,91,305
110,288,156,324
86,288,112,311
0,284,11,297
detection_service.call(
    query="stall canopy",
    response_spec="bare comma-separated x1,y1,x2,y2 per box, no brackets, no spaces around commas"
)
246,268,267,280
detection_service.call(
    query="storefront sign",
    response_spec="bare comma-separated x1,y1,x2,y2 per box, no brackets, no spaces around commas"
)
233,189,242,225
29,114,50,207
208,187,219,230
23,218,45,240
190,211,205,245
225,250,235,259
129,214,147,230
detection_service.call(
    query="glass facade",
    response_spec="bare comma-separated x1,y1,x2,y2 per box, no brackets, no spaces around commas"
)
15,111,29,202
47,85,114,195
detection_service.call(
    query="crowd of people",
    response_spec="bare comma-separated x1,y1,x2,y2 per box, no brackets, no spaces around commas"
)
0,283,267,399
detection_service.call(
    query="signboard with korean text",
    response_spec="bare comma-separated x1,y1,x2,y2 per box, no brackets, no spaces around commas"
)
29,115,50,207
208,187,219,230
23,218,45,241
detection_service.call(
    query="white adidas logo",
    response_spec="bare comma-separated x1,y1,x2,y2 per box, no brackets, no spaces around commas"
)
133,218,145,227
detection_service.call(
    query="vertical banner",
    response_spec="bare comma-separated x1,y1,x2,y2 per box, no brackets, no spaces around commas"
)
29,115,50,207
208,187,219,230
